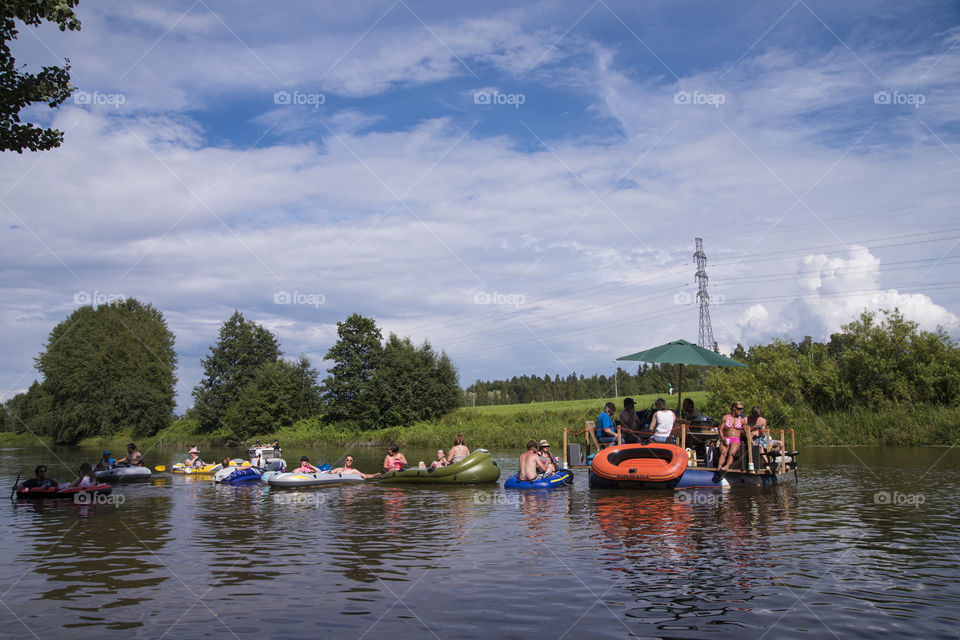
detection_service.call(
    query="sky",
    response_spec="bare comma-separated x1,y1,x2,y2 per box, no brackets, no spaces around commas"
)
2,0,959,410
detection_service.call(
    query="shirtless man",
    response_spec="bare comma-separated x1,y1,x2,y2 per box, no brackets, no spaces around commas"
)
518,440,548,481
327,455,379,479
117,443,143,466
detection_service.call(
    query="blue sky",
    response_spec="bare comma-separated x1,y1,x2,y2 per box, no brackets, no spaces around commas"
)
2,0,959,409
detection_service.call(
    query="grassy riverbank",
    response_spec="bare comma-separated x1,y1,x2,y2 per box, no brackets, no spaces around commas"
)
2,392,957,449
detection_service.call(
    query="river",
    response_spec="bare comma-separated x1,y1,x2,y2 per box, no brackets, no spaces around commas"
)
1,445,958,639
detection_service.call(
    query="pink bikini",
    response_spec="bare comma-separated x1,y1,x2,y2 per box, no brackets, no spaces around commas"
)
722,415,743,444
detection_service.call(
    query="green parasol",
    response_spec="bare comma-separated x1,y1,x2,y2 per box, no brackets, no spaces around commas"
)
616,339,746,413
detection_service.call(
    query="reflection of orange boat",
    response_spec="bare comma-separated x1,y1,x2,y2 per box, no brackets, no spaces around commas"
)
591,443,688,484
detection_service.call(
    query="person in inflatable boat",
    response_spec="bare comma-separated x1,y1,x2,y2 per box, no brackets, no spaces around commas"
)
94,451,115,471
117,443,143,466
383,444,408,472
184,447,205,467
519,440,549,481
328,455,380,479
294,456,320,473
537,440,557,474
21,465,59,489
70,462,97,488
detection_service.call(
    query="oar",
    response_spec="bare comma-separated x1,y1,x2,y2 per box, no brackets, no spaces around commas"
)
154,465,166,472
10,473,21,500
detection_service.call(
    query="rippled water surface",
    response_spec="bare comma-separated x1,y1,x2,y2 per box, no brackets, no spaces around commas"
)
2,446,959,639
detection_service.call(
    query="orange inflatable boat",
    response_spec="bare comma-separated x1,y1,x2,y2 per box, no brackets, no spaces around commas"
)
590,443,688,486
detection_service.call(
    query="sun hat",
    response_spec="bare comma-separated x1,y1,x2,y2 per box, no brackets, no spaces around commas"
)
538,439,550,447
188,447,200,454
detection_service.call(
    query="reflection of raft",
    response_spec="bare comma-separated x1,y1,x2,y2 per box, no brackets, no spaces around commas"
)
504,469,574,489
379,450,501,484
16,484,113,499
95,465,151,482
589,443,728,489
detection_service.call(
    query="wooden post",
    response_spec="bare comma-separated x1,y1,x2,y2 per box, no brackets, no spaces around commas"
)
680,423,686,450
563,428,568,469
616,425,622,445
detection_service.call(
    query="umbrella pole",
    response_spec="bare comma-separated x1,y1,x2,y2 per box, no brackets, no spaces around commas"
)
676,363,683,415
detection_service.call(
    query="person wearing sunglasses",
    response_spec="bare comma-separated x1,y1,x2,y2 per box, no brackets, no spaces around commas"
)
328,455,379,479
716,402,746,471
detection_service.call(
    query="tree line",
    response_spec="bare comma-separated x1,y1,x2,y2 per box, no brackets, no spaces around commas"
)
465,363,705,406
2,302,461,444
705,309,960,425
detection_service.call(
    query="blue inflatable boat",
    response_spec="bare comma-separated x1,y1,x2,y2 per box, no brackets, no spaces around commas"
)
214,466,264,484
504,468,573,489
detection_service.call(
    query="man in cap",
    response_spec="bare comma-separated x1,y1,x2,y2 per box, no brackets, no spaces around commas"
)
95,451,115,471
537,439,557,474
117,443,143,466
595,402,619,444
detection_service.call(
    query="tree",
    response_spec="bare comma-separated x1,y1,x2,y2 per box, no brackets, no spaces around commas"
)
362,334,460,427
222,355,323,440
1,1,81,153
321,314,382,423
192,311,281,433
34,298,177,444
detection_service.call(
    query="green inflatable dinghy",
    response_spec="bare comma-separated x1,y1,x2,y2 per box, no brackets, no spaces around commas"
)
379,449,500,484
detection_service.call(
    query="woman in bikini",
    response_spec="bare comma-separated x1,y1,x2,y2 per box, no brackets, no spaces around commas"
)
716,402,745,471
446,434,470,464
383,444,408,472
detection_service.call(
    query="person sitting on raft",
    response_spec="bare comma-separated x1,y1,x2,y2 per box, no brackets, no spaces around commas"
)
747,406,783,464
184,447,205,467
21,465,58,489
383,444,408,472
94,451,114,472
446,434,469,463
293,456,320,473
519,440,549,481
70,462,97,488
716,402,745,471
420,449,448,470
117,443,143,466
648,397,676,444
537,440,558,474
327,455,380,479
618,398,642,443
595,402,619,443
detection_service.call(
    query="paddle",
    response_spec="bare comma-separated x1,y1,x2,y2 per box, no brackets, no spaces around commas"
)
10,473,20,500
154,465,166,472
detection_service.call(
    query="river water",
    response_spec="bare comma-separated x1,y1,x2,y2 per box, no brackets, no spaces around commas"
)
1,445,958,639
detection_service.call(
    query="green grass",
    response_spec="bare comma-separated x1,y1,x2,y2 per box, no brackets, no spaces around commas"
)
3,392,957,449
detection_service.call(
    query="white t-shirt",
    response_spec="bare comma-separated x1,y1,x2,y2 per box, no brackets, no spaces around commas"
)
654,410,675,438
